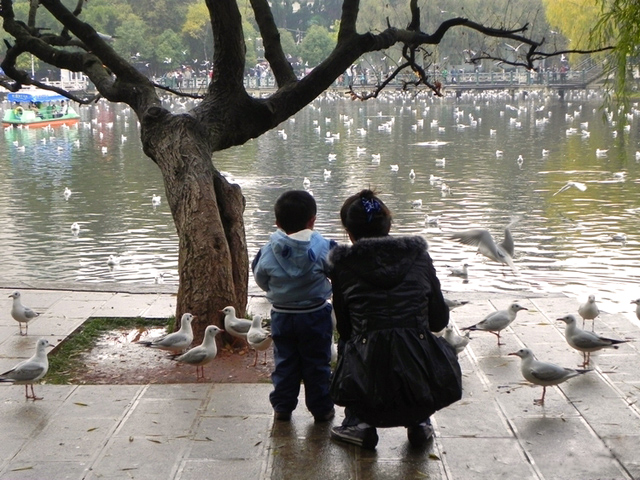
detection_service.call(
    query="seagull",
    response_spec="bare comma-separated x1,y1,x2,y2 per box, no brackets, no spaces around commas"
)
409,169,416,179
444,298,469,311
137,313,195,354
553,181,587,196
411,199,423,208
443,325,471,355
323,169,331,178
302,177,311,188
175,325,224,381
71,222,80,234
152,194,161,206
107,255,120,267
390,164,399,172
0,338,53,400
449,263,469,278
221,306,252,346
64,187,72,200
462,303,528,346
425,214,441,226
246,314,273,367
9,291,40,336
557,314,628,367
632,299,640,321
450,227,517,271
509,348,590,405
578,294,600,330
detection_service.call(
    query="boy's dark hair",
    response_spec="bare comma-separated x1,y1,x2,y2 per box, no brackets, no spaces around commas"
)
340,189,392,241
275,190,317,234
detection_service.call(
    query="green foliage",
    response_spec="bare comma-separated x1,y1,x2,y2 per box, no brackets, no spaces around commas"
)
47,317,171,384
154,29,187,70
299,25,335,68
114,14,152,62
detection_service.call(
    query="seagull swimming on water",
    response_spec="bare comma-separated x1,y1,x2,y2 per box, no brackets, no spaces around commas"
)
175,325,224,381
137,313,194,354
509,348,590,405
557,314,628,367
462,303,528,346
9,291,40,336
0,338,53,400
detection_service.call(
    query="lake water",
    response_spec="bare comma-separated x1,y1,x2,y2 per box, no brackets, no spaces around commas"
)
2,88,639,321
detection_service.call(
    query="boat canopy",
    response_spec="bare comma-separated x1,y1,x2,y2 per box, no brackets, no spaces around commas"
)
7,90,68,104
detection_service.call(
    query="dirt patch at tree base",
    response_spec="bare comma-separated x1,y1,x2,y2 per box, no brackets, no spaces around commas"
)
70,327,274,385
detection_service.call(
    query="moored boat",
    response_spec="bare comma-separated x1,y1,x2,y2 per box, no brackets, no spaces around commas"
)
3,89,80,127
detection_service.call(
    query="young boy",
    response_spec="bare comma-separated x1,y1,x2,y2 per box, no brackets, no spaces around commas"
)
252,190,335,422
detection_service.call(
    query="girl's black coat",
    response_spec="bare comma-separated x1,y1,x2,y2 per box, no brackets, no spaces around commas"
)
328,235,461,427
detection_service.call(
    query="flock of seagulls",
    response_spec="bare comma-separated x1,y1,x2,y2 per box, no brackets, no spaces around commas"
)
444,291,632,405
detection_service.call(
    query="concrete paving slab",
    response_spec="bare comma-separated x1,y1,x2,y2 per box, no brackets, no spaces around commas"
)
190,416,271,459
601,435,640,479
512,416,631,480
177,458,265,480
142,295,177,318
94,293,159,318
114,397,205,438
437,437,537,480
203,384,272,416
0,460,91,480
43,295,112,320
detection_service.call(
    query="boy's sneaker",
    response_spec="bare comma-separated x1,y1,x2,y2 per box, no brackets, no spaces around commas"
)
406,421,434,448
331,425,378,450
314,407,335,423
274,411,292,421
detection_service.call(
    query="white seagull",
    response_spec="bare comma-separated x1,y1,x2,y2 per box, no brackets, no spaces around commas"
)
449,263,469,278
152,194,161,206
509,348,590,405
577,294,600,330
632,298,640,321
450,226,517,271
175,325,224,381
0,338,53,400
553,181,587,196
221,306,252,346
444,298,469,311
246,314,273,367
137,313,194,354
462,303,528,346
63,187,72,200
9,291,40,336
557,314,628,367
443,325,471,355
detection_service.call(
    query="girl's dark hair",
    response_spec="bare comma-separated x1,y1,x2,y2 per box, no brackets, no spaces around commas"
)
274,190,317,233
340,189,392,241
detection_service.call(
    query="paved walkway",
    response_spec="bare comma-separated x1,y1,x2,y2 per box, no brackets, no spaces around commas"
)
0,287,639,479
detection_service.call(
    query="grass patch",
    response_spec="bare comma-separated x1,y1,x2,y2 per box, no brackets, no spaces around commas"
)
47,317,172,384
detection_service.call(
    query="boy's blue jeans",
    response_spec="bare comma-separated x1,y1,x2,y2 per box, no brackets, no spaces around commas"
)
269,304,334,416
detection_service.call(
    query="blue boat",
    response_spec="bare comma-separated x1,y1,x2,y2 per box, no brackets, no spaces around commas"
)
3,89,80,127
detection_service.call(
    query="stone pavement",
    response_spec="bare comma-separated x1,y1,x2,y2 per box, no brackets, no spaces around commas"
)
0,286,639,479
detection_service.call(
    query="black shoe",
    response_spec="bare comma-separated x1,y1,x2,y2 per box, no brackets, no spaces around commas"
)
407,422,434,447
331,425,378,450
274,411,292,421
314,407,335,423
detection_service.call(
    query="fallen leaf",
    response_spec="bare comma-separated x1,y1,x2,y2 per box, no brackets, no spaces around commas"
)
74,402,89,407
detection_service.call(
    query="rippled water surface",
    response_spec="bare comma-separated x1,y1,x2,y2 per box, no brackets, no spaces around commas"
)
2,89,639,320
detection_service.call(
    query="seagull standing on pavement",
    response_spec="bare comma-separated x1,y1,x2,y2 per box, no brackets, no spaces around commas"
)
509,348,590,405
221,306,252,347
444,298,469,311
632,299,640,321
578,294,600,330
443,325,471,355
0,338,53,400
137,313,194,354
462,303,528,346
557,314,628,367
246,314,273,366
9,291,40,336
175,325,224,381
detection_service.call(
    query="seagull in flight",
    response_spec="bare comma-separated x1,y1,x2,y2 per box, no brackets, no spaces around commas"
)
450,222,518,271
553,181,587,196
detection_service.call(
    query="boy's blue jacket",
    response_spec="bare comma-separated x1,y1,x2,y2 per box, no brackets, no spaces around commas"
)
252,229,334,308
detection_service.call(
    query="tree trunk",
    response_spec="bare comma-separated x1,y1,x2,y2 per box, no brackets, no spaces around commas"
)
141,109,248,343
